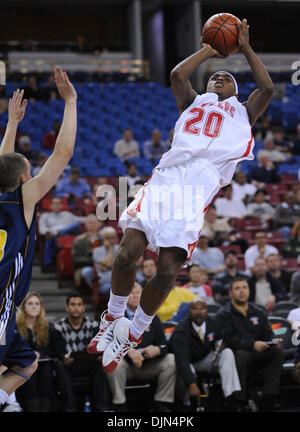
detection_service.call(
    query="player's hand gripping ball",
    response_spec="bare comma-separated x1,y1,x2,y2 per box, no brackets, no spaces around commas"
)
202,13,241,57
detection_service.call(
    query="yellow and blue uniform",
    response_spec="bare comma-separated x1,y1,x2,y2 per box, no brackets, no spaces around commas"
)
0,186,37,368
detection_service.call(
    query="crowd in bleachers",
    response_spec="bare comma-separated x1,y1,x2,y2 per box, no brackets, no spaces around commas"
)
1,75,300,412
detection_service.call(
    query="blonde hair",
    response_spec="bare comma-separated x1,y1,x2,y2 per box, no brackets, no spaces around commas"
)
16,291,49,348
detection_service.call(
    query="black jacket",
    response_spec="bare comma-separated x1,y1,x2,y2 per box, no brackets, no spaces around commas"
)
216,301,273,352
248,274,287,303
23,322,66,361
170,316,221,386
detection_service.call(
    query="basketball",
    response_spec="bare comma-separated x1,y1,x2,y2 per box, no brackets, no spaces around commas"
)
202,13,241,56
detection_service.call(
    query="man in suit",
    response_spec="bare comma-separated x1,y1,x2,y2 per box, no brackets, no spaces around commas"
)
216,276,284,411
170,298,241,410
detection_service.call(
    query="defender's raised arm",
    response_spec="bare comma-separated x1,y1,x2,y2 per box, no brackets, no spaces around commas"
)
0,89,28,156
22,66,77,226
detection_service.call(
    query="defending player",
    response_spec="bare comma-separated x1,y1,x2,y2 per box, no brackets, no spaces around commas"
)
88,19,274,373
0,67,77,408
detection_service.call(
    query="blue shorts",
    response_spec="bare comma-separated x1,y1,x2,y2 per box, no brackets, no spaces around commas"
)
0,316,36,369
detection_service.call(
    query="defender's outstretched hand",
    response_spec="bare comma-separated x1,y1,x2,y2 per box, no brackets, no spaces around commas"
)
8,89,27,124
54,66,77,103
238,18,250,49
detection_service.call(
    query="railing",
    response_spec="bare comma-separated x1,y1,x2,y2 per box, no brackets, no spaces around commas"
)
6,51,150,79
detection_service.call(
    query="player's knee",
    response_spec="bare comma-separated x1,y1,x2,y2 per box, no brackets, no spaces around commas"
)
114,246,137,271
155,270,175,293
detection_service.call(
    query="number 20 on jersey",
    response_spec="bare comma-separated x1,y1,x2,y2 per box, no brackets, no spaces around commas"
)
183,107,224,138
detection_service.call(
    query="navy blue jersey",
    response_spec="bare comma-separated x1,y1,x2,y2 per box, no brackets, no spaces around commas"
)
0,186,36,344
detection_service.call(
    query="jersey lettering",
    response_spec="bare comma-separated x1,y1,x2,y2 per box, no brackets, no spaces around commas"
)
0,230,7,262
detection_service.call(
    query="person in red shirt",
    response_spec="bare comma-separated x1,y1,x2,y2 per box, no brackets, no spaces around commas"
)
43,121,61,150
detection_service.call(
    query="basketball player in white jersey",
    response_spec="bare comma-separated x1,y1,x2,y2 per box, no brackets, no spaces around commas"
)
88,19,274,374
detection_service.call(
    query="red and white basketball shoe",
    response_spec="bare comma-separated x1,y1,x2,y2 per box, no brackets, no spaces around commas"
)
87,310,121,354
102,317,141,373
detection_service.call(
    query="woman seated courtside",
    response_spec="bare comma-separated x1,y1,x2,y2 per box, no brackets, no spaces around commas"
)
15,292,65,411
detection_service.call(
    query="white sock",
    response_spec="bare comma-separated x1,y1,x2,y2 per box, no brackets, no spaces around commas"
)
7,392,16,404
0,388,9,405
108,292,129,319
129,305,154,340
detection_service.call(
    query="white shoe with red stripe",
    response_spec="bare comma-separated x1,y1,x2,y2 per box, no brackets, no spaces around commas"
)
102,317,141,374
87,311,120,354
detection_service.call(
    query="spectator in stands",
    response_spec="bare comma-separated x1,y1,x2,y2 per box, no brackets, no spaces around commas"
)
183,265,214,304
143,129,167,162
171,298,241,411
157,285,197,323
71,214,103,288
274,191,300,239
248,257,287,311
216,277,284,411
0,87,8,114
220,229,249,254
15,292,65,412
32,152,48,177
18,134,40,166
232,171,257,204
201,204,231,245
214,184,247,219
244,231,279,273
113,129,140,161
257,138,287,163
190,234,225,277
165,128,174,150
272,126,292,154
287,304,300,327
125,162,141,188
55,166,92,199
42,121,61,150
106,282,176,412
54,294,111,411
253,114,272,141
38,197,85,266
293,185,300,208
212,250,249,300
135,255,145,284
246,189,275,222
249,152,281,185
140,258,157,288
266,253,293,293
93,226,119,296
292,124,300,155
41,73,60,102
21,75,43,102
283,221,300,258
290,271,300,304
294,344,300,384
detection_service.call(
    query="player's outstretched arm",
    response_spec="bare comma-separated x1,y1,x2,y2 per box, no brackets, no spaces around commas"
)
22,66,77,221
239,19,274,126
0,89,28,156
170,43,224,115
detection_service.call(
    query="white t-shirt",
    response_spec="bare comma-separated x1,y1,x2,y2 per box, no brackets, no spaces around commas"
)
244,244,279,270
232,182,257,201
214,197,248,219
287,308,300,323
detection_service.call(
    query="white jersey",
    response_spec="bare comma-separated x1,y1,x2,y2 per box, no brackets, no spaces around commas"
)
158,92,254,187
